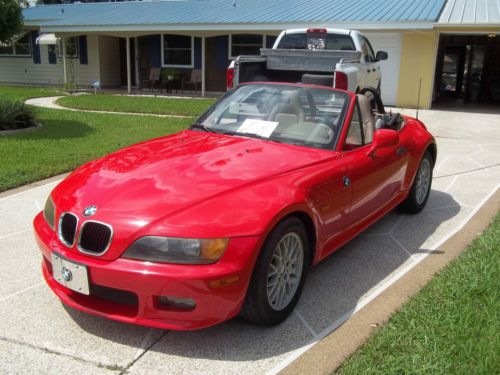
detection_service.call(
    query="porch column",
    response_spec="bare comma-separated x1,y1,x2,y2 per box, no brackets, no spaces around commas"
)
201,36,206,97
126,36,131,94
134,37,140,89
61,37,67,84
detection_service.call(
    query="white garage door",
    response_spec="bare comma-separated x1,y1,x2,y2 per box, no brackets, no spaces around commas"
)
364,32,402,106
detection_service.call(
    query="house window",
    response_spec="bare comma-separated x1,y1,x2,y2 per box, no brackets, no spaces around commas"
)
65,37,78,58
230,34,264,58
162,35,193,67
0,33,32,57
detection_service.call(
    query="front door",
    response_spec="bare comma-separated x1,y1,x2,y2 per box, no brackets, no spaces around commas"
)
341,101,407,227
205,36,229,92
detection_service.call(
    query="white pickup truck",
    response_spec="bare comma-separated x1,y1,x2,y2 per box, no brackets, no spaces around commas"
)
227,28,388,94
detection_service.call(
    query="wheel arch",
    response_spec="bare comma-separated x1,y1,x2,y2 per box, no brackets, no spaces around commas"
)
426,142,437,168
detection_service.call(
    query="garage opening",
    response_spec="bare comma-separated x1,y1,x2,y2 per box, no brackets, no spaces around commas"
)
432,34,500,111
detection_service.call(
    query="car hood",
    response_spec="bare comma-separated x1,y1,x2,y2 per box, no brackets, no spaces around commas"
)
52,130,334,259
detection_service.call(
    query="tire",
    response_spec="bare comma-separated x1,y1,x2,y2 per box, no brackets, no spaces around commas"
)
301,74,334,87
399,151,433,214
240,217,309,326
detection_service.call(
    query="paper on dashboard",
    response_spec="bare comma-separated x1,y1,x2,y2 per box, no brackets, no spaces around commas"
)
237,119,279,138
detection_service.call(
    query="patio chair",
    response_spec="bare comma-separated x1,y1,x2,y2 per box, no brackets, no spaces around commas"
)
143,67,161,92
183,69,202,93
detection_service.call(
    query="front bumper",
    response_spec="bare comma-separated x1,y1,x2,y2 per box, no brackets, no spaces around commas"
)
33,212,261,330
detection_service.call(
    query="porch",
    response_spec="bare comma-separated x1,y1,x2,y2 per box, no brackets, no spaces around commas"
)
49,32,278,97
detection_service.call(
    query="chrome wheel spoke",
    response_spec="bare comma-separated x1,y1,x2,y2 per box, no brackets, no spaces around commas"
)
266,232,304,311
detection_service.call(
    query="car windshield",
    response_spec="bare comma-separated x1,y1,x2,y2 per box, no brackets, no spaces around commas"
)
193,84,350,150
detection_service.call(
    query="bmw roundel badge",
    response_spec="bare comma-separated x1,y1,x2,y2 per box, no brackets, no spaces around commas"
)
83,205,97,217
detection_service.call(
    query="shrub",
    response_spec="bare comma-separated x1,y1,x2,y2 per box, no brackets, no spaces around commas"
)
0,98,36,131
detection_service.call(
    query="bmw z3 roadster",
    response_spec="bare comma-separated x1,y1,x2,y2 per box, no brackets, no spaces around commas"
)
34,83,436,330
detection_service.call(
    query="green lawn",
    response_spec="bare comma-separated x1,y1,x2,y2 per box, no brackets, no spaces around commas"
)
0,86,63,101
57,94,215,116
0,107,191,191
338,214,500,375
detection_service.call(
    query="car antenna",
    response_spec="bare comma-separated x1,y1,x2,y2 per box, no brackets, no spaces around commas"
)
416,78,422,120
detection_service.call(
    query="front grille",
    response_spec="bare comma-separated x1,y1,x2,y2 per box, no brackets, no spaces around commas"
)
58,213,78,247
78,221,112,255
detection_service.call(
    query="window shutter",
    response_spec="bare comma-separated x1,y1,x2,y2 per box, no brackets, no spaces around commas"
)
79,36,88,65
48,45,57,64
31,31,41,64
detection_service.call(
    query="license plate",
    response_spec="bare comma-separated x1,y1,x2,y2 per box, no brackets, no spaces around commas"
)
51,253,90,295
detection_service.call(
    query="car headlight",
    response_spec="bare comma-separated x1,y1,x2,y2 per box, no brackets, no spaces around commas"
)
122,236,229,264
43,195,55,230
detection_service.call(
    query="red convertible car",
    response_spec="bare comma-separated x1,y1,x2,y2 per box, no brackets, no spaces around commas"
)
34,83,436,330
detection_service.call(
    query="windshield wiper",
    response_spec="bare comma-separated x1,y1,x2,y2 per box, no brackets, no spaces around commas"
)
189,124,218,133
221,130,282,143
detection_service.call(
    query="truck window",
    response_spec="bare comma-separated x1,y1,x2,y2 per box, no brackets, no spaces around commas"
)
360,36,376,62
277,33,355,51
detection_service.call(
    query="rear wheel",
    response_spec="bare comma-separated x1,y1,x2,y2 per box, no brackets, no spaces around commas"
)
400,151,433,213
240,217,309,325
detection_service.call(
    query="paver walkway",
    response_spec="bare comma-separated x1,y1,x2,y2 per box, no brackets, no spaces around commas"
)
25,96,193,118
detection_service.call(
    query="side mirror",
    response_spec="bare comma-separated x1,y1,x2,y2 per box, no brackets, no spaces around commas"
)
376,51,388,61
368,129,398,157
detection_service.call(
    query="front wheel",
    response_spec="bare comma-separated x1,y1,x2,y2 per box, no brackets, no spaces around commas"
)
240,217,309,326
400,151,433,214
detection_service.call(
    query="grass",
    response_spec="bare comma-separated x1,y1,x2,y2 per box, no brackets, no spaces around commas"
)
337,214,500,375
57,94,215,116
0,86,63,101
0,107,191,191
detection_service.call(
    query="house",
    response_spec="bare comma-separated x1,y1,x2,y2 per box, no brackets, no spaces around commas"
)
0,0,499,109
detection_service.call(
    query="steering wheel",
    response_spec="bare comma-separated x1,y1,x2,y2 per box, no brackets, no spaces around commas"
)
359,86,386,114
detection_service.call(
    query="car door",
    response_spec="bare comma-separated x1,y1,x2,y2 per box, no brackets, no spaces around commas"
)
341,100,407,227
308,155,353,260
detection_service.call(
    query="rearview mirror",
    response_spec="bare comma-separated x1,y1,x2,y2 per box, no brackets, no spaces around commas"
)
368,129,398,157
376,51,388,61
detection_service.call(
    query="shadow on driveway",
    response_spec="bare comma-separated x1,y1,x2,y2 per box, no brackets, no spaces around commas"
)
63,189,460,365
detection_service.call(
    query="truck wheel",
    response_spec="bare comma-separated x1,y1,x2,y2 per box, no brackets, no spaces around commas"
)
301,74,334,87
240,217,309,326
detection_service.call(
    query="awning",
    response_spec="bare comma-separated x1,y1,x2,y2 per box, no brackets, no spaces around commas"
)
36,33,59,45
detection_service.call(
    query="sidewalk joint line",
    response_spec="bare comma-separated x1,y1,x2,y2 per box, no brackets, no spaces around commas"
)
0,282,44,303
119,330,168,375
0,335,124,372
293,309,317,338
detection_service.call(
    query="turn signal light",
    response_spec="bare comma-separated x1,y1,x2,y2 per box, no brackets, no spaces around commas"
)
208,275,240,289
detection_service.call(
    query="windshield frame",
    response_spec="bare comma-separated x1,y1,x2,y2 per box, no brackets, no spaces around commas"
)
191,83,352,151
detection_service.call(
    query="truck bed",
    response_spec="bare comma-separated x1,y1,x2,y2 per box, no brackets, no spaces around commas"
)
261,48,361,73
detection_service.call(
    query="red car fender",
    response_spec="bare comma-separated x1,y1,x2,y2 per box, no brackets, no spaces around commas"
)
400,117,437,190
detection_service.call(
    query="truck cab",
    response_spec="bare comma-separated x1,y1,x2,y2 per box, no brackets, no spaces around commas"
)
227,28,388,93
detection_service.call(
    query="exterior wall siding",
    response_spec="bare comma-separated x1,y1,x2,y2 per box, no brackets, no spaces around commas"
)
396,31,438,109
0,34,101,87
0,44,63,86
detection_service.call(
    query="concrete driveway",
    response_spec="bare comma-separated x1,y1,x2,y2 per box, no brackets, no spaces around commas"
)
1,108,499,375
